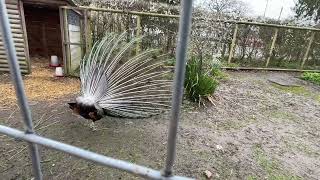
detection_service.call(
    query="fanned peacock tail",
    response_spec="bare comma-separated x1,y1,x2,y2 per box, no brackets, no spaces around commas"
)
76,32,173,119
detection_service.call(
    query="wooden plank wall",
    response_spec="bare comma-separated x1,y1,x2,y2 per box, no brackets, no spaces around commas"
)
24,5,62,58
0,0,30,74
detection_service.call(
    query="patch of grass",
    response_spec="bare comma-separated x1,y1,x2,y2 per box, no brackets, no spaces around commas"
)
218,116,257,131
283,140,319,157
301,72,320,85
253,144,301,180
271,83,320,102
247,175,259,180
224,62,240,68
165,57,176,66
270,110,300,123
212,68,229,80
270,83,311,96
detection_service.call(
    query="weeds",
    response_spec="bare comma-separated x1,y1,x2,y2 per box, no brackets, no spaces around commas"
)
301,72,320,85
184,57,220,103
252,145,301,180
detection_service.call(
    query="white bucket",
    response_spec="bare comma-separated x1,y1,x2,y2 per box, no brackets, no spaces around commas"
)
50,55,59,67
55,67,63,77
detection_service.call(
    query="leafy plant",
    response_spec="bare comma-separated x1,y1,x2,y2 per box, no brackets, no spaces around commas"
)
165,57,176,66
301,72,320,85
184,57,219,103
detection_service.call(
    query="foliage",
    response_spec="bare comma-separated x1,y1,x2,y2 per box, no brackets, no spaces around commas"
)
294,0,320,23
184,57,219,103
301,72,320,85
165,57,176,66
204,0,250,18
77,0,320,71
79,0,180,56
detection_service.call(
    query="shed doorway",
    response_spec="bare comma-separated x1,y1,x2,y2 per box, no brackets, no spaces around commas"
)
24,4,63,64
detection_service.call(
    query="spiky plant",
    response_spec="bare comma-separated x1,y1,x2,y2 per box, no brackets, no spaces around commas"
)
68,32,172,122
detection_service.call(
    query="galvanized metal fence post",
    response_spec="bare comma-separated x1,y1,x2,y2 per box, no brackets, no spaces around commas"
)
163,0,193,177
0,1,43,179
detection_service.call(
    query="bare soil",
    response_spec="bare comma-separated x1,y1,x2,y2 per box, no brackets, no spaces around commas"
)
0,70,319,180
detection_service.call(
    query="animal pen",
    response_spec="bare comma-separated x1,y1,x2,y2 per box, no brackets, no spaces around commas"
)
0,0,76,74
58,6,320,76
0,0,193,179
2,0,320,76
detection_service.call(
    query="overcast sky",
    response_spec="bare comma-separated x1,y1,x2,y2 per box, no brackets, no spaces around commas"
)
195,0,296,20
242,0,296,20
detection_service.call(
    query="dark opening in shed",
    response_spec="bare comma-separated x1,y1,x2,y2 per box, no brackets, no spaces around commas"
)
22,0,76,65
1,0,81,74
24,5,62,59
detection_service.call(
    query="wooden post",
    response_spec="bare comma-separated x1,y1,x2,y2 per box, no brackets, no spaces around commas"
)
301,31,315,69
83,9,90,53
87,10,92,50
41,24,49,58
59,8,67,74
62,8,70,75
136,15,142,54
228,23,238,64
265,28,279,67
18,0,31,73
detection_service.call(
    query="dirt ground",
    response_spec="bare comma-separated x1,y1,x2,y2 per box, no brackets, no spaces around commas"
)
0,69,319,179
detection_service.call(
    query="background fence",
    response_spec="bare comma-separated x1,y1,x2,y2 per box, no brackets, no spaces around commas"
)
60,6,320,75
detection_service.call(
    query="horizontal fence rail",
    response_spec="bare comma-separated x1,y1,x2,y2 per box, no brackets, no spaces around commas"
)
61,5,320,73
0,0,194,179
0,125,191,180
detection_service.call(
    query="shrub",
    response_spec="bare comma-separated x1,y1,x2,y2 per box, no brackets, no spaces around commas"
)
301,72,320,85
184,57,219,103
165,57,176,66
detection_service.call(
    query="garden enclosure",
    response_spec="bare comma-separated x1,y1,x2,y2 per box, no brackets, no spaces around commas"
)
0,0,193,179
59,6,320,76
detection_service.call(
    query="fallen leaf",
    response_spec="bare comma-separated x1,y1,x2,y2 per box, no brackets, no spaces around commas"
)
204,170,213,179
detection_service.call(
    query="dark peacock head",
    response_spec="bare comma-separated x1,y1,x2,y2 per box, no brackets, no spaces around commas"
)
68,102,103,122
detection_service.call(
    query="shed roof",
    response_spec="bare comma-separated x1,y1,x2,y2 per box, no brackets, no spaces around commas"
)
23,0,76,7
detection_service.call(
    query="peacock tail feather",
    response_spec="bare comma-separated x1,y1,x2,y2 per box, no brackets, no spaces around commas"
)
77,32,173,118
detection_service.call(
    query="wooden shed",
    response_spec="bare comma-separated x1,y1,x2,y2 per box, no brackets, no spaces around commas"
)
0,0,76,74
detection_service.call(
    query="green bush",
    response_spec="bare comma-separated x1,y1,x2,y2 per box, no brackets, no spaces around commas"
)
184,57,219,102
165,58,176,66
301,72,320,85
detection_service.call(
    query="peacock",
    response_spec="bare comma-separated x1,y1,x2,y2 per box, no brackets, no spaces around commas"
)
68,32,172,123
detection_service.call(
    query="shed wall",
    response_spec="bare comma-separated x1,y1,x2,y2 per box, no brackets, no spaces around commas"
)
0,0,30,74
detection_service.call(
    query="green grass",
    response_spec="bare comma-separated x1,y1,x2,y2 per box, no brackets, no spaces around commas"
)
185,57,219,102
301,72,320,85
282,140,319,157
252,145,301,180
270,110,300,123
212,68,229,80
218,116,257,131
270,83,320,103
270,83,311,96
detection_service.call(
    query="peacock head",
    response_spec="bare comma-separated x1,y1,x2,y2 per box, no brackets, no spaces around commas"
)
68,96,102,122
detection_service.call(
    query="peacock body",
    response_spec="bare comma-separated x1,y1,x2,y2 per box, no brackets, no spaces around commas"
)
69,32,172,122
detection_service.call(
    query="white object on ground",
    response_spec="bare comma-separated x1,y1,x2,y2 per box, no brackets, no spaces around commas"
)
55,67,63,77
50,55,59,66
